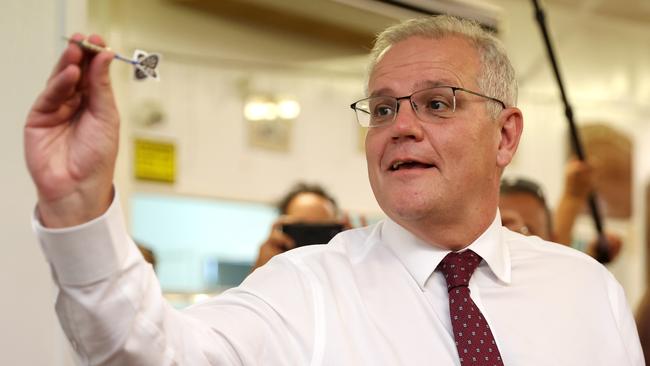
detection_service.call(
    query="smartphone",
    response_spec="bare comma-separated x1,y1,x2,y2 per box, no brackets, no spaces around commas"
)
281,222,344,247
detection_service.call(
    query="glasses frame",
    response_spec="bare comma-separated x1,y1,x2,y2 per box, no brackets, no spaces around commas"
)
350,86,506,128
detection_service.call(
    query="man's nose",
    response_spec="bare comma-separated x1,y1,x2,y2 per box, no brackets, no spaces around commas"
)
391,99,424,140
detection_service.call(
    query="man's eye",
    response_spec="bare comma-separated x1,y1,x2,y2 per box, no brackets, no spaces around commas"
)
373,105,395,117
426,98,451,111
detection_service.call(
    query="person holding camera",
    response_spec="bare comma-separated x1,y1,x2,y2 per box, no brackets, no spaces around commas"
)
499,161,622,261
253,183,367,270
253,183,339,270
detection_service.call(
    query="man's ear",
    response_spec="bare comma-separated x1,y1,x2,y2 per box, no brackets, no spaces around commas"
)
496,107,524,168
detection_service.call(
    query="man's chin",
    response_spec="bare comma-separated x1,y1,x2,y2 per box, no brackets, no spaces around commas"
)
382,199,436,223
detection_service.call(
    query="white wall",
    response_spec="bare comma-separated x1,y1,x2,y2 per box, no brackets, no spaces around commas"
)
1,0,81,365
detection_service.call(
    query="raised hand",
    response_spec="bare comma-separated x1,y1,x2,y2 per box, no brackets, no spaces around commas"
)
252,218,297,271
24,34,119,228
553,158,595,245
587,232,623,263
563,158,593,200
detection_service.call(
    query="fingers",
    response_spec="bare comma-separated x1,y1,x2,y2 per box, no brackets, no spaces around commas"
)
254,228,294,270
33,33,115,123
85,50,115,114
564,159,594,199
586,233,623,261
83,34,113,88
268,219,296,251
270,229,296,250
29,64,82,125
48,33,85,82
46,33,110,85
62,34,117,123
359,215,368,227
87,34,108,48
341,212,352,230
80,34,113,89
605,233,623,260
56,34,114,98
340,212,369,230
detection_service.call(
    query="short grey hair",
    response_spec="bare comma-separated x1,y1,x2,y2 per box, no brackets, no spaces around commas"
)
368,15,517,118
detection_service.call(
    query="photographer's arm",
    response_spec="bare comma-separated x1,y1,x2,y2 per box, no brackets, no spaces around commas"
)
553,160,592,245
252,218,296,271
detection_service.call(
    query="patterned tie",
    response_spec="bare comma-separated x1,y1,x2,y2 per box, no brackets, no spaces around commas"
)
438,250,504,366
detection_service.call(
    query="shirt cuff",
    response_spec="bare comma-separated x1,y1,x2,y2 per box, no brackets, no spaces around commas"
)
33,191,131,286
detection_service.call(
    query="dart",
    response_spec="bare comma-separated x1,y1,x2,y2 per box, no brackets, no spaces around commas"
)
63,36,161,81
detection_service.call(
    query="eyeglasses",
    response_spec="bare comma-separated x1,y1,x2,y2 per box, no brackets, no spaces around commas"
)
350,86,506,128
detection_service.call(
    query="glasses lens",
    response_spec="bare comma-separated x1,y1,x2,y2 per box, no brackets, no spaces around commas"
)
353,99,371,127
366,96,397,127
411,87,455,121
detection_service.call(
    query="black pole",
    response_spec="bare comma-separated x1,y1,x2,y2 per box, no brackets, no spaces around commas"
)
530,0,610,263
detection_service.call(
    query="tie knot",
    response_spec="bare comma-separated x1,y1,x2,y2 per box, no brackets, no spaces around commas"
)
437,250,482,292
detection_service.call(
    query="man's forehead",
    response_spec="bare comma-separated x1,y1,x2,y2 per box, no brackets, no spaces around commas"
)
368,35,479,93
373,35,476,66
500,191,547,213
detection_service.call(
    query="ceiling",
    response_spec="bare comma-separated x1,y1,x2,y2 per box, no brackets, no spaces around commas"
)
171,0,399,53
172,0,649,54
544,0,650,25
171,0,501,53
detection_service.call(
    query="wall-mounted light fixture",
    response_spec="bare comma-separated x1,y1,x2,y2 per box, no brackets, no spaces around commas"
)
243,96,301,121
276,99,301,120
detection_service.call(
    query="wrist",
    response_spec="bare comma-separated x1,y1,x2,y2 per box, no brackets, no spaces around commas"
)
37,185,114,228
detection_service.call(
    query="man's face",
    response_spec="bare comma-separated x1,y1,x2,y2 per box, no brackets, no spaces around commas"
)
499,192,551,240
365,36,504,233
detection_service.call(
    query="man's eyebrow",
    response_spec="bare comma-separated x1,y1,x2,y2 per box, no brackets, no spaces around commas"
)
369,88,394,97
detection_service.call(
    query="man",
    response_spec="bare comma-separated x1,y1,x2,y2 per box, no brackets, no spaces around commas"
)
25,16,642,365
253,182,340,270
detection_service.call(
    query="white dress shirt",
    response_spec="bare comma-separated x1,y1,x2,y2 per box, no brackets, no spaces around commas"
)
35,197,644,365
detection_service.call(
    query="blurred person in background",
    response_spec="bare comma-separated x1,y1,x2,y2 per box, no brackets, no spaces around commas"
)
499,158,622,260
136,243,157,272
253,182,339,270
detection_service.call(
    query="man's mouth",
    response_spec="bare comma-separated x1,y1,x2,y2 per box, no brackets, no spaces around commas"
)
389,160,436,171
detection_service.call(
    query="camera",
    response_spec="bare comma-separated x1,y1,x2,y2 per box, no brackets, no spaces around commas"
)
281,222,344,247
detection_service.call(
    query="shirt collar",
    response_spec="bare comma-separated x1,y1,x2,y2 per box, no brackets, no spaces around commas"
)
381,210,511,290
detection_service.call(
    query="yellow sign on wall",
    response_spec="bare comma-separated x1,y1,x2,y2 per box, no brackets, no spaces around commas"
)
134,139,176,183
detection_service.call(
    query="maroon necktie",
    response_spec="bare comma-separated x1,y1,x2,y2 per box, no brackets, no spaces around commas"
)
438,250,504,366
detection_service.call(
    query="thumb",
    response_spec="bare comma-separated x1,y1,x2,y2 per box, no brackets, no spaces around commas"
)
87,51,115,102
83,49,118,125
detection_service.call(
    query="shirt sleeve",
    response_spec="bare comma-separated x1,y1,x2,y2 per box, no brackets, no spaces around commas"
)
34,194,315,365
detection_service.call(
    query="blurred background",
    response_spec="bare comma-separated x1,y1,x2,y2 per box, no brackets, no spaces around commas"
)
3,0,650,364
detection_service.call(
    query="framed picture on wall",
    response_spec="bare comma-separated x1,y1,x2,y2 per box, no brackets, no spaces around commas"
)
247,119,292,152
